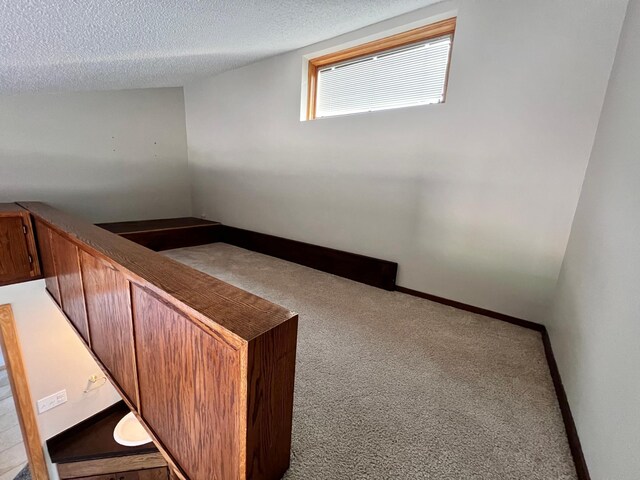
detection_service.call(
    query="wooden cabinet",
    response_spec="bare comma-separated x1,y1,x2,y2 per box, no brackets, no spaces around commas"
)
81,251,139,407
0,204,40,286
34,219,62,304
50,230,91,345
71,467,168,480
22,202,298,480
132,285,241,480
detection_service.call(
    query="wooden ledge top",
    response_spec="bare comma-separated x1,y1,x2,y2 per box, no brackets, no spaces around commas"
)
97,217,220,235
0,203,27,215
20,202,296,344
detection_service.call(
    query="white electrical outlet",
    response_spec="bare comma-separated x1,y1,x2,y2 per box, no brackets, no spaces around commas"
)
37,389,67,414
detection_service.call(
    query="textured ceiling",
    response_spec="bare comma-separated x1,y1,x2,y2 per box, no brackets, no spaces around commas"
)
0,0,440,94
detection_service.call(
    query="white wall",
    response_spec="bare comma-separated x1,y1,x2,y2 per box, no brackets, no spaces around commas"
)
0,281,122,479
0,88,191,223
184,0,627,322
549,0,639,478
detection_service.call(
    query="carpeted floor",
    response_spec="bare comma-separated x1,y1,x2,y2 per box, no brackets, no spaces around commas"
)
164,243,576,480
11,466,29,480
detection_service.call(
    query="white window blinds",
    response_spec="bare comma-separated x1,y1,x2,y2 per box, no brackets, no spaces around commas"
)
315,35,452,118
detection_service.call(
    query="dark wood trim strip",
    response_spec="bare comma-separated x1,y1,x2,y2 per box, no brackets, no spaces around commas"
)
99,215,589,478
98,218,399,290
395,285,589,480
222,226,398,291
116,225,223,252
395,285,545,331
541,329,590,480
97,217,223,252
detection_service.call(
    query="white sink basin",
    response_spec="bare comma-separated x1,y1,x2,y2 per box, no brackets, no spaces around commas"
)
113,412,152,447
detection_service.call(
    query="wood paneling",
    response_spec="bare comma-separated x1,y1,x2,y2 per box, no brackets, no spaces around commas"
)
21,202,293,344
0,216,33,284
34,220,62,305
80,252,139,407
0,305,50,480
137,469,169,480
245,318,298,480
50,231,90,344
0,203,40,286
131,285,241,480
56,453,167,479
75,469,168,480
21,203,299,480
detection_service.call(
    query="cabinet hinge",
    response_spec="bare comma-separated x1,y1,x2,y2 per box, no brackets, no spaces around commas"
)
28,254,33,264
22,224,28,235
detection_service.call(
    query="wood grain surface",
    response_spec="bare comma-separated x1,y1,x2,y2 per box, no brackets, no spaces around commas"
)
21,202,294,344
56,452,167,478
21,202,299,480
0,216,33,284
0,203,41,286
74,469,168,480
0,305,50,480
80,251,139,407
245,318,298,480
50,230,91,344
132,285,241,480
34,220,62,305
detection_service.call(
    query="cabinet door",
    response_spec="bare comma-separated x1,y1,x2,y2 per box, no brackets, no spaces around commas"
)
50,231,90,344
81,251,139,407
131,285,240,480
0,216,33,285
34,220,62,305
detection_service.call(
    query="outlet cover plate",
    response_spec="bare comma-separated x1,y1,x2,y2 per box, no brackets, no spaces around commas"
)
37,389,67,414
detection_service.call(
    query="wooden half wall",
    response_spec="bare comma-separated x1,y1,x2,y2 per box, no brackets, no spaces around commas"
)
20,203,298,480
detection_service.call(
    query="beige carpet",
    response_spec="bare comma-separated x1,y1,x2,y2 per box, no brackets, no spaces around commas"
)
164,243,576,480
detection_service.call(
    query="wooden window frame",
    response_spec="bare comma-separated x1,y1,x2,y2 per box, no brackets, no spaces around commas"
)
306,17,457,120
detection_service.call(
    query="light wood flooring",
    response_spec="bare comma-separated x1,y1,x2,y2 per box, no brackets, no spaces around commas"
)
0,369,27,480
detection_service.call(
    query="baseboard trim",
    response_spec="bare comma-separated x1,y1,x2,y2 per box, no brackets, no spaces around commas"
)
541,329,591,480
222,226,398,291
98,218,398,290
396,285,589,480
395,285,545,331
100,216,589,478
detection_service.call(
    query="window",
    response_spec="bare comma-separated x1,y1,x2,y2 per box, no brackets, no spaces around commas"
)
306,17,456,120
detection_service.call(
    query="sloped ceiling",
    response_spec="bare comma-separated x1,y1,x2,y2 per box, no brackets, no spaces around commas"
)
0,0,440,94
